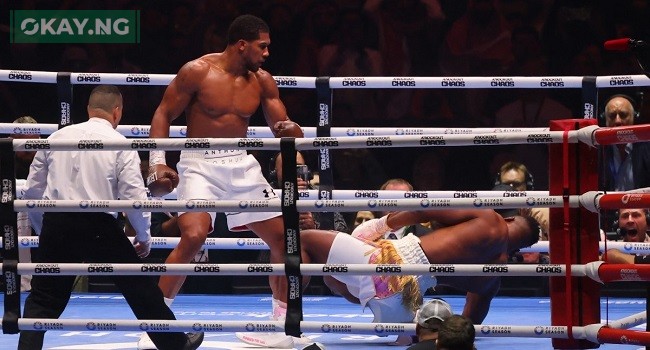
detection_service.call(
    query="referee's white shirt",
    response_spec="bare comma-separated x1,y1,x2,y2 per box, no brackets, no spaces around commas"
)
24,118,150,241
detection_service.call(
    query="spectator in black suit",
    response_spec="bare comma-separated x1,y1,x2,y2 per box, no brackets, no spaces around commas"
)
601,94,650,191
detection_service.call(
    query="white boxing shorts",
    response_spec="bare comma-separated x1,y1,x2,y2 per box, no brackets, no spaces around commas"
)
326,233,437,323
176,150,281,232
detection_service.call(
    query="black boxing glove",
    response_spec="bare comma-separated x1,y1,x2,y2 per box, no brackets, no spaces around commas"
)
273,120,304,138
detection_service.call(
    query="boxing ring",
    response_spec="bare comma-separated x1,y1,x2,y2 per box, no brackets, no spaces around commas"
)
2,71,650,349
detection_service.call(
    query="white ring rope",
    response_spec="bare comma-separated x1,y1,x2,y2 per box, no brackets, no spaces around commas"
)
13,196,576,213
16,237,650,256
1,123,59,136
17,262,568,277
1,70,58,83
0,123,550,138
70,72,176,86
607,311,647,330
9,132,578,153
6,124,650,150
3,69,650,89
8,316,624,342
5,318,586,339
19,236,270,250
14,182,549,200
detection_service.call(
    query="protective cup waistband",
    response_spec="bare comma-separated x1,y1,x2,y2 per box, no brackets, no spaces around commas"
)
180,150,246,160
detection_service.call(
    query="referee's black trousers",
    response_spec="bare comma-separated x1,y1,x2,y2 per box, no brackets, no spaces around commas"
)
18,212,188,350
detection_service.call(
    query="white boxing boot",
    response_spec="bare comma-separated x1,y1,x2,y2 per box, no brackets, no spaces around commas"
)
138,297,174,349
137,332,157,350
236,298,312,348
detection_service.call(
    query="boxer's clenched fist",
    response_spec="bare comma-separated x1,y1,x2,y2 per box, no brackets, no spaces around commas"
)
146,164,179,197
273,120,304,138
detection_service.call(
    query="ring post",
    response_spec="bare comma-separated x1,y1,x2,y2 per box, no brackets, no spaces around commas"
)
56,72,73,127
1,138,19,334
315,76,335,229
279,138,302,337
581,76,597,120
549,119,600,349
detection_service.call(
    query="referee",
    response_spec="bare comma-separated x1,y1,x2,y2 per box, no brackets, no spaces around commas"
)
19,85,203,350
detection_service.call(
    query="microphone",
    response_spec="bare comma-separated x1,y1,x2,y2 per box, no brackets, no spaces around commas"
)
604,38,647,51
604,38,650,78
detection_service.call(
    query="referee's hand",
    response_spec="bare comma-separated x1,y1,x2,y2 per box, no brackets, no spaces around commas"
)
134,238,151,258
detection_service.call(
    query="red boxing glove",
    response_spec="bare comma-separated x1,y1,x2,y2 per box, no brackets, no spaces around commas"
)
274,120,304,138
146,164,179,197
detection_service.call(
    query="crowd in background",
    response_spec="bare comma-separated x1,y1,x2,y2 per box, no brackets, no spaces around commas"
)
2,0,650,194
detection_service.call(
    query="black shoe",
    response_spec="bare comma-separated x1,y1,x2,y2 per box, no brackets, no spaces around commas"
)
183,332,204,350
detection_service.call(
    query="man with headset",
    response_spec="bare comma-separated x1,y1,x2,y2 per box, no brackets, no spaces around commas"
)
604,208,650,264
600,94,650,234
601,94,650,192
268,151,348,232
494,161,548,264
611,208,650,243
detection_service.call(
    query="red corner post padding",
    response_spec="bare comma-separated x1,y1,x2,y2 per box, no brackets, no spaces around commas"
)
549,119,600,349
598,264,650,282
597,327,650,346
593,124,650,145
598,193,650,210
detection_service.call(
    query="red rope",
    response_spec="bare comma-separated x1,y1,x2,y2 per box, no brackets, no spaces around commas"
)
562,129,574,339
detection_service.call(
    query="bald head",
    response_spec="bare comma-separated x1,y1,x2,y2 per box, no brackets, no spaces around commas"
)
88,85,122,113
87,85,123,128
604,96,636,127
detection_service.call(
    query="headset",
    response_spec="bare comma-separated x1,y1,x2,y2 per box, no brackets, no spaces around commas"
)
599,93,640,122
612,208,650,237
494,165,535,191
268,152,313,188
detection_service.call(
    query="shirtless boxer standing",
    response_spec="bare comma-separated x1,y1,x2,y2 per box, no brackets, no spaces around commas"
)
140,14,303,349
